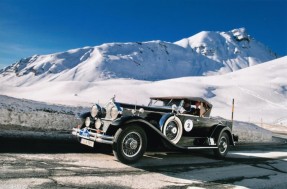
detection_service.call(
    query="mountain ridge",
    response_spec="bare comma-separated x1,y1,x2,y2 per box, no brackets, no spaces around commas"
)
0,28,277,86
175,28,277,73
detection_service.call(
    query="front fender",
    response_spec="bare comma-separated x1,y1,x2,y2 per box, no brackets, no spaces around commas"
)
111,116,145,126
159,113,174,132
78,112,91,119
106,116,185,151
105,116,146,135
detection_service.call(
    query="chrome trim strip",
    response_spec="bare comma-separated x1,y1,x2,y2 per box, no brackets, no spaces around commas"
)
187,146,218,149
100,118,115,121
72,128,114,145
97,133,114,140
95,138,113,144
88,132,114,140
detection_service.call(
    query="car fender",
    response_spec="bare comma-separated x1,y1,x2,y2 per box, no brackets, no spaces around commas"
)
111,116,145,126
210,125,235,146
107,116,185,150
78,112,91,119
105,116,149,135
158,113,174,131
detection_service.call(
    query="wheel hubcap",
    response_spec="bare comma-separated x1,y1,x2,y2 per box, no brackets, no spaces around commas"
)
122,131,142,158
126,138,138,150
165,121,178,140
171,127,177,134
219,137,227,153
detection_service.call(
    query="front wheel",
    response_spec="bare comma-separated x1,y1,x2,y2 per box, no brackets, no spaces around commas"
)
113,125,147,164
213,132,229,158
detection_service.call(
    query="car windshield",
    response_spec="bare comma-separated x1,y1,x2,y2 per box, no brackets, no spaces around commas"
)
148,99,183,107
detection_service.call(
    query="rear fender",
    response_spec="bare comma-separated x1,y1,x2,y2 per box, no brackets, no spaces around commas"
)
210,125,235,146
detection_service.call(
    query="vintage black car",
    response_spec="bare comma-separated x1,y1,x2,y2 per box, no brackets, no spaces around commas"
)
72,96,238,164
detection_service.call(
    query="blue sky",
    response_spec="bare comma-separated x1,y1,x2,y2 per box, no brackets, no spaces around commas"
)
0,0,286,69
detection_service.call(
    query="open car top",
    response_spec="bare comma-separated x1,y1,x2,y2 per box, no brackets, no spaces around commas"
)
150,96,213,117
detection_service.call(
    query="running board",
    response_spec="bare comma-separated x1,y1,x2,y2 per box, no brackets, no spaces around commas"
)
186,146,218,149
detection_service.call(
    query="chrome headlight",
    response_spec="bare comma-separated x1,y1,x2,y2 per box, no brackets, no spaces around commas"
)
85,117,91,127
95,119,102,129
110,106,119,120
105,101,122,120
91,104,100,118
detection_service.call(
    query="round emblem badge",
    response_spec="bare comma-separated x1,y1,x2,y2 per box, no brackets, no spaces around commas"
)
184,119,193,132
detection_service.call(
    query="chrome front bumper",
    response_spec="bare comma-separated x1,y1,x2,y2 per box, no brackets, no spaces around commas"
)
72,128,114,145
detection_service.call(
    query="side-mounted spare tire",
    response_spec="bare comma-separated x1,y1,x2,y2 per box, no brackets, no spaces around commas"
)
113,125,147,164
162,116,183,144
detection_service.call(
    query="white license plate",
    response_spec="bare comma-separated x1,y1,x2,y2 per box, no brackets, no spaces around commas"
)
80,138,94,147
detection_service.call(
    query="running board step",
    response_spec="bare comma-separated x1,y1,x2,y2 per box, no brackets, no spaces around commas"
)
186,146,218,149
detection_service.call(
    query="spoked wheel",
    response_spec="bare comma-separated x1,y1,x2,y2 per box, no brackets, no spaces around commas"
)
213,132,230,158
162,116,183,144
113,126,147,164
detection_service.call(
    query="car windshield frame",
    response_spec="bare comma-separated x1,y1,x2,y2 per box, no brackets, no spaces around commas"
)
148,98,183,108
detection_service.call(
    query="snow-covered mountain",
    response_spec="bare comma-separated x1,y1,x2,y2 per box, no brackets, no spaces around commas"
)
0,28,276,86
0,56,286,124
0,42,219,86
175,28,277,74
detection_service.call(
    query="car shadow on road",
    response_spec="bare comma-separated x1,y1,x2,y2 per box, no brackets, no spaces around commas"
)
0,135,113,154
127,144,287,188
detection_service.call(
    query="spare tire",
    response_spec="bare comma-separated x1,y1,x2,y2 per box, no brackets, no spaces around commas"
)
162,116,183,144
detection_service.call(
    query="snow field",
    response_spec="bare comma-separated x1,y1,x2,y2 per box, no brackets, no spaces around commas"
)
1,56,286,125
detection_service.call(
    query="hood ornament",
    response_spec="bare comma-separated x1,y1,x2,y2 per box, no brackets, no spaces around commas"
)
111,95,116,102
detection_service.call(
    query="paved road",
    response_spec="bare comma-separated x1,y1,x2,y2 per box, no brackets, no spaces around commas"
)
0,134,287,189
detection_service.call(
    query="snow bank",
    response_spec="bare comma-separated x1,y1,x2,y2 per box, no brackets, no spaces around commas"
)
0,95,87,130
0,95,273,143
232,121,272,143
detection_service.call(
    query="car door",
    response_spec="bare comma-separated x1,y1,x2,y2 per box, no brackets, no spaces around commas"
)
178,114,219,137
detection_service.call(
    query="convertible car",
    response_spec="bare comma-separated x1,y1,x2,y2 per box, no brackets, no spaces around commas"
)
72,96,238,164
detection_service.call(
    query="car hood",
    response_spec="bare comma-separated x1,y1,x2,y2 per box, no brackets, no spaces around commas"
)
116,102,172,113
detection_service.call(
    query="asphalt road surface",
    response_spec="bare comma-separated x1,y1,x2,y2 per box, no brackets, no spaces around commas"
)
0,133,287,189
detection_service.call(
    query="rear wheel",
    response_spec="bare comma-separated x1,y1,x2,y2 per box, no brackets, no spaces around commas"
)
113,125,147,164
213,132,229,158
